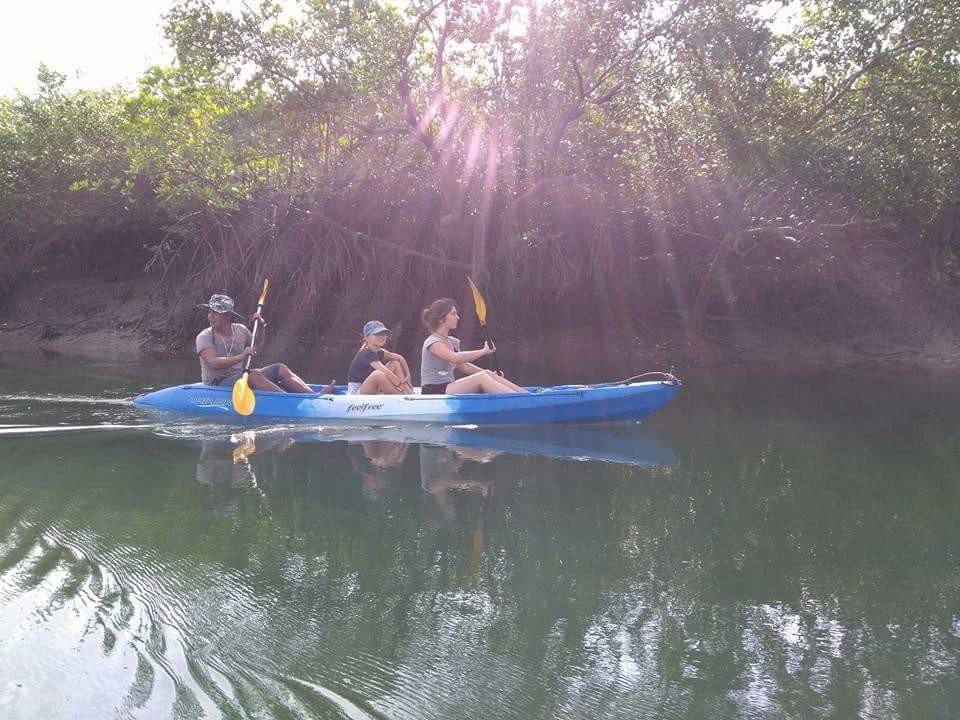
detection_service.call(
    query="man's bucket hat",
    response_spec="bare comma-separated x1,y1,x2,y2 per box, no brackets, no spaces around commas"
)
362,320,390,337
198,294,244,318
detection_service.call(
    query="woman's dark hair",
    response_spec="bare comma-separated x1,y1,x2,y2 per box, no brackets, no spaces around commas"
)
422,298,457,332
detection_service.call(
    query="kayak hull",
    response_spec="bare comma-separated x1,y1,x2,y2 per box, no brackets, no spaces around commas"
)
133,381,680,425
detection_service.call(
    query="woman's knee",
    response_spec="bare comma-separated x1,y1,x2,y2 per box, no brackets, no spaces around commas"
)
467,374,492,392
362,369,387,390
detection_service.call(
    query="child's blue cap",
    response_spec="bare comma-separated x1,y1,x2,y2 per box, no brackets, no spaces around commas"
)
362,320,390,337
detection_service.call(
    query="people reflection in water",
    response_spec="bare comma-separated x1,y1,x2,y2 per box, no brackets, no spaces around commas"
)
419,443,498,522
195,431,294,513
348,440,409,499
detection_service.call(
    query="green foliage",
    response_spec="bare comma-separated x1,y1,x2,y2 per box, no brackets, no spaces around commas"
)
0,65,130,234
775,0,960,219
0,66,142,295
0,0,957,315
126,64,275,213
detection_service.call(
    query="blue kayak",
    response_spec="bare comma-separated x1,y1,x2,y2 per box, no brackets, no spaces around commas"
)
133,377,680,425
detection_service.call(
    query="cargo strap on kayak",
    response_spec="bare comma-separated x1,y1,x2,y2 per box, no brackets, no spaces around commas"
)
590,371,679,389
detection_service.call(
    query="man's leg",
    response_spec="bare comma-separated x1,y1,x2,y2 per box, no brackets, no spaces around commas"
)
259,363,317,393
247,368,284,392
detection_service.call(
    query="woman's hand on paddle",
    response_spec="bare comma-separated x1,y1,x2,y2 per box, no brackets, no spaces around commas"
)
483,340,496,355
242,346,257,359
251,312,266,326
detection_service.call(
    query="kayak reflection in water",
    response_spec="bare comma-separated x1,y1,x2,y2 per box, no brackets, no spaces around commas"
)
348,440,409,499
419,443,498,522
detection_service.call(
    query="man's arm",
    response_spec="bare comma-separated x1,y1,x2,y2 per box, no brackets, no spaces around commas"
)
248,314,266,349
200,346,254,370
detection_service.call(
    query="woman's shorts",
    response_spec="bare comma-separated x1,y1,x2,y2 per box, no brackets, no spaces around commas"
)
421,383,449,395
346,382,362,394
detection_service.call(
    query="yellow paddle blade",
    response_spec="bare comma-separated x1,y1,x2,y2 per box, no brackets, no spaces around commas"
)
232,440,255,463
232,372,256,416
232,430,257,463
467,276,487,325
258,278,269,304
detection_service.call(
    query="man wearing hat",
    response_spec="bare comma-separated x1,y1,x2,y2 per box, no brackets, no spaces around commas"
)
196,293,327,393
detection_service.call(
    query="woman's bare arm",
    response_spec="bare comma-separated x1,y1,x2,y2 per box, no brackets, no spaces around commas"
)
371,360,404,388
428,341,493,366
383,350,412,383
457,362,485,375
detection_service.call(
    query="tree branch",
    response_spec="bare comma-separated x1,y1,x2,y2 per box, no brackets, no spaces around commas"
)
801,38,928,132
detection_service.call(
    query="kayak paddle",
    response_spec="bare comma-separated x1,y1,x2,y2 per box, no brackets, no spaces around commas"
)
467,276,501,375
232,278,269,416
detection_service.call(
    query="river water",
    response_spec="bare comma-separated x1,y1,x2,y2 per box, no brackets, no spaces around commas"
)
1,360,958,719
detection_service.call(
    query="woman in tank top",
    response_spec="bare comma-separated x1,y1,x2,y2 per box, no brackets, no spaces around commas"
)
419,298,529,395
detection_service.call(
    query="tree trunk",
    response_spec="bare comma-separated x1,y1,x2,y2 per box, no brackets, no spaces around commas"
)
692,232,737,331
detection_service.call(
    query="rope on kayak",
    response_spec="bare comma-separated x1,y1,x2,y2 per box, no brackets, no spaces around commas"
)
589,370,679,388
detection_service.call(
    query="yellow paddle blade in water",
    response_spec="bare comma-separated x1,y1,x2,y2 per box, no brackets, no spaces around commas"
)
467,276,487,325
232,371,256,416
232,434,256,463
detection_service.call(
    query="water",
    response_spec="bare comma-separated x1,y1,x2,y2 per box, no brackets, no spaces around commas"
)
1,361,959,719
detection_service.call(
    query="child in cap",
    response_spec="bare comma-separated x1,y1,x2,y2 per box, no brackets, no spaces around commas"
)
346,321,414,395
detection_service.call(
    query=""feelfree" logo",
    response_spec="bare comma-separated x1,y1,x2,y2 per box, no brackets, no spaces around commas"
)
347,402,384,412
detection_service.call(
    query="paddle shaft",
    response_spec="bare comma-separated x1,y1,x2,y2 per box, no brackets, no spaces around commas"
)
479,323,501,375
231,279,270,416
467,276,502,376
241,299,267,375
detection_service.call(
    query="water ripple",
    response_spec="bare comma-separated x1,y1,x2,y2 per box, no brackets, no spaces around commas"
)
0,424,149,437
0,393,133,405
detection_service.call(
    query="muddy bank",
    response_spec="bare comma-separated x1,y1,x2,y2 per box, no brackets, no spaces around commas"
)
3,270,960,381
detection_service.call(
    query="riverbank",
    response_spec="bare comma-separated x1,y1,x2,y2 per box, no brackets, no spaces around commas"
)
3,268,960,378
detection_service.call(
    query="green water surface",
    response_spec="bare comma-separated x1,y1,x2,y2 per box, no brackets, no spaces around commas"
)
1,362,958,719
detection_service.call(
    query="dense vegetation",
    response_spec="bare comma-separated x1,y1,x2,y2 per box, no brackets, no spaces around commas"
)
1,0,958,344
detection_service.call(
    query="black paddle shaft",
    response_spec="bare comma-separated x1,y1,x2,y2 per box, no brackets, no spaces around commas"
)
480,324,502,375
